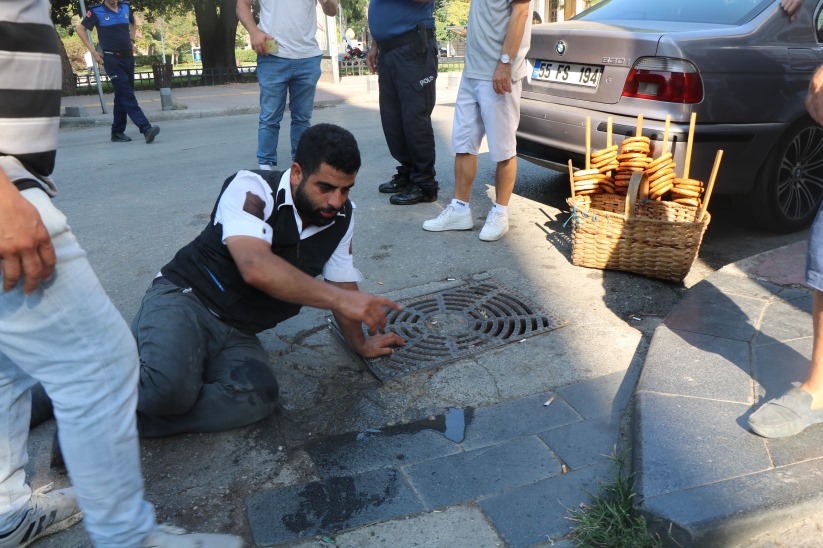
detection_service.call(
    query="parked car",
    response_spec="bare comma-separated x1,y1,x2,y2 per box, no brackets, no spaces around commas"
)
516,0,823,232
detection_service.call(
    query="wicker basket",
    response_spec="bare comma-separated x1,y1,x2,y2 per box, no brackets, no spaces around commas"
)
565,173,711,282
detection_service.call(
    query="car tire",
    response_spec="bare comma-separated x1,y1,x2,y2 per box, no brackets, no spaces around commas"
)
745,116,823,233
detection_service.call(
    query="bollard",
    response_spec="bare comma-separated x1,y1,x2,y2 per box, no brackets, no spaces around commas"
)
160,87,173,111
448,72,461,90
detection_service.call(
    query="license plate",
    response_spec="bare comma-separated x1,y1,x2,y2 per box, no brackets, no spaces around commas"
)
532,60,602,88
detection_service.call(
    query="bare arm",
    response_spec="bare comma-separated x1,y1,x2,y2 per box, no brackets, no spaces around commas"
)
226,235,401,333
0,168,56,294
492,0,531,95
329,281,406,357
236,0,272,55
318,0,338,17
75,22,103,64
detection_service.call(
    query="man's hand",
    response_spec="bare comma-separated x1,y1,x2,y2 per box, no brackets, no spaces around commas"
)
806,64,823,125
357,331,406,358
336,290,401,334
781,0,803,21
0,172,56,294
493,63,513,94
250,29,274,55
93,51,104,65
367,42,379,74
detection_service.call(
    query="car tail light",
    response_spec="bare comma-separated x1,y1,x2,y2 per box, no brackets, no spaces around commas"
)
622,57,703,103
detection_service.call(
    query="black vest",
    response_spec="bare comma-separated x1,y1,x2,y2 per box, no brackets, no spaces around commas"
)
161,170,353,334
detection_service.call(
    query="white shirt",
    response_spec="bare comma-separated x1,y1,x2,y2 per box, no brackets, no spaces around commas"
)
214,169,362,283
257,0,322,59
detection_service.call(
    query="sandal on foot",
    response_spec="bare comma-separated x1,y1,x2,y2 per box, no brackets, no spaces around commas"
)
748,385,823,438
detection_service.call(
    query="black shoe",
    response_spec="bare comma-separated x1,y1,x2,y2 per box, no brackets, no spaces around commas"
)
30,383,54,429
378,174,411,194
111,132,132,142
144,126,160,144
50,429,64,470
389,185,437,205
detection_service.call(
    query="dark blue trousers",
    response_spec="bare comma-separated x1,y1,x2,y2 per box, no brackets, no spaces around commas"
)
377,37,439,194
103,53,151,135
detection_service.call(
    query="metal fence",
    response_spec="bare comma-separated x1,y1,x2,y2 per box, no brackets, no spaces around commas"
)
74,58,465,95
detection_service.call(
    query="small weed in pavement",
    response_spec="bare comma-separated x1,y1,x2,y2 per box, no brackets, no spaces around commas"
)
567,455,662,548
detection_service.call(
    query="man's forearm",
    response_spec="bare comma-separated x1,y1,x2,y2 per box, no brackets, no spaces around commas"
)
330,281,368,351
501,1,530,59
76,24,94,52
236,0,258,34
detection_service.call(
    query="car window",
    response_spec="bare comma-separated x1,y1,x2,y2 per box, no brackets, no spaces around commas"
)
575,0,774,25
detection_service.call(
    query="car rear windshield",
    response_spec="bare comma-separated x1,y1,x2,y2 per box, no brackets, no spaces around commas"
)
575,0,774,26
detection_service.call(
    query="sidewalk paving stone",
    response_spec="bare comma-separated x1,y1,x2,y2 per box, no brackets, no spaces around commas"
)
306,428,462,479
404,436,562,509
634,392,771,499
663,280,768,342
245,468,423,546
538,415,618,469
767,427,823,467
479,460,612,548
751,338,814,400
556,368,639,420
640,326,751,403
755,296,813,345
459,392,582,451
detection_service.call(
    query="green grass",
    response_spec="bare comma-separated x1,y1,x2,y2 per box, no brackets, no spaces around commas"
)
567,454,664,548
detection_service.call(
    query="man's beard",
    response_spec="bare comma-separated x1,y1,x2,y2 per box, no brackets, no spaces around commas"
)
293,181,340,227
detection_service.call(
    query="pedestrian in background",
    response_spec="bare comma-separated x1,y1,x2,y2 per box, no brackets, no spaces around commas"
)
422,0,532,242
76,0,160,144
367,0,440,206
1,1,240,546
237,0,338,171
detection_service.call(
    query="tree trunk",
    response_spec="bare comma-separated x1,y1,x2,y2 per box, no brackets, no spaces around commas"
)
193,0,238,80
57,28,77,96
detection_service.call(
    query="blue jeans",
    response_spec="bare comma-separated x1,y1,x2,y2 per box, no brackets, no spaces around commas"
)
0,189,156,547
256,54,322,167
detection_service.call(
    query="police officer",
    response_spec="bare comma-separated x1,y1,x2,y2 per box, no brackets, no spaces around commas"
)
77,0,160,144
367,0,439,205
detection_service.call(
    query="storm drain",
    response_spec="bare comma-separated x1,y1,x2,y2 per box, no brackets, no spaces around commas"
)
330,278,568,382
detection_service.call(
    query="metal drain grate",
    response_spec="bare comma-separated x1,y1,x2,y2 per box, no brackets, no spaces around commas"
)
330,278,568,382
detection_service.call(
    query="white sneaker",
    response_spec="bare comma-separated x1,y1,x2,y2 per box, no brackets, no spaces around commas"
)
479,209,509,241
0,485,82,548
142,524,244,547
422,205,473,232
258,164,273,171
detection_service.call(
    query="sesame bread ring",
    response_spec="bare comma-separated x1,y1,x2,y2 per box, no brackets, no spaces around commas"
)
674,178,703,188
598,163,620,174
590,145,618,159
620,161,653,169
648,167,675,182
673,183,703,193
650,172,677,190
670,187,702,198
647,152,673,170
616,152,650,161
575,168,601,178
647,159,675,176
622,136,651,145
576,188,603,195
591,157,617,170
650,182,674,200
673,197,700,207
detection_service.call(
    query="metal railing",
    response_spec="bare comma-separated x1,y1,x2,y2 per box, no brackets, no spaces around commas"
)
73,58,465,95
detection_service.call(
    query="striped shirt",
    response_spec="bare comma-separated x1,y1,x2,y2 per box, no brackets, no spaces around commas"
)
0,0,61,196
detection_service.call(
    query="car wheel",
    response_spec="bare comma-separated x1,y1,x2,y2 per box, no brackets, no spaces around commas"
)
746,116,823,232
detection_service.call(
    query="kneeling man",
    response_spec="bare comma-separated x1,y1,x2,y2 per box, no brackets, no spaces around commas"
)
134,123,404,437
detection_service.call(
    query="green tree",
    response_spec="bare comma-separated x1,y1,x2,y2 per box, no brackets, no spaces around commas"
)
434,0,469,41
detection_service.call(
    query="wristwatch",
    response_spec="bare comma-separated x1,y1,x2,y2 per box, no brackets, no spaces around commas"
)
499,53,511,64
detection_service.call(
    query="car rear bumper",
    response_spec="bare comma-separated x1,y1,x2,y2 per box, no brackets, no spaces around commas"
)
516,97,789,194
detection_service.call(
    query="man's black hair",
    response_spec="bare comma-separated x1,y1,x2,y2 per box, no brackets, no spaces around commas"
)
294,123,361,177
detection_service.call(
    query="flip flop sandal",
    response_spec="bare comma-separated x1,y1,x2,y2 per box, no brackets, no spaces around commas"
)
748,385,823,438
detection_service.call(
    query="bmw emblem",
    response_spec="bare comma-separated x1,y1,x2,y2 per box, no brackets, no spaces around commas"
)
555,40,567,56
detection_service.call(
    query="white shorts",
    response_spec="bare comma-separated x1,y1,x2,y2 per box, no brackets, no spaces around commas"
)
451,76,523,163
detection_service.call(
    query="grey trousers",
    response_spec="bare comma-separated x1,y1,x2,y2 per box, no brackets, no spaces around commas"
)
131,283,279,438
